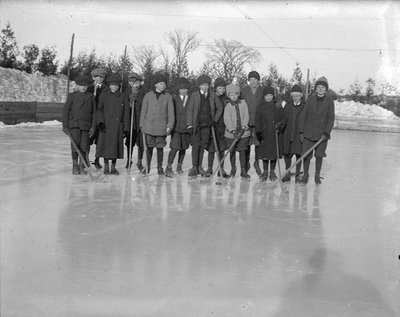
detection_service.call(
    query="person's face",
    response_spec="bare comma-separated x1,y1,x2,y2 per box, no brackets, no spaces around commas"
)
264,94,273,102
229,92,239,102
249,78,260,88
199,83,209,93
129,80,141,89
155,82,166,92
316,85,327,96
93,75,104,85
216,86,226,96
77,84,88,93
291,93,302,104
179,88,188,96
109,84,119,93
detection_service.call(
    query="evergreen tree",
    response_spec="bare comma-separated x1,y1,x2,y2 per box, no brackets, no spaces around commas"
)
0,22,19,68
22,44,39,73
37,46,58,75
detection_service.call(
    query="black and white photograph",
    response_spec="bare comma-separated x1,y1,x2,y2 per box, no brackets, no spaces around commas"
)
1,1,399,316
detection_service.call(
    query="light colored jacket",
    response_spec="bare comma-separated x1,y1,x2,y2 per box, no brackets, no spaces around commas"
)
223,99,251,139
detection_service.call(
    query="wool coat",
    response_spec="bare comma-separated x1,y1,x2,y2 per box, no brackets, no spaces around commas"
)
62,91,96,131
298,94,335,141
224,99,251,139
282,100,305,156
240,85,264,127
255,101,286,160
186,90,223,133
140,91,175,136
173,94,190,133
96,90,130,159
128,87,145,131
87,83,108,109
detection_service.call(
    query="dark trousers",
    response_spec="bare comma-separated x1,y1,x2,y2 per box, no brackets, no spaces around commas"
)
69,128,89,161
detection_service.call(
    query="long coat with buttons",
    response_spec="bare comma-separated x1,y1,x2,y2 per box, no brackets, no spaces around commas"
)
96,89,130,159
282,100,305,156
62,91,96,131
140,91,175,136
255,101,286,160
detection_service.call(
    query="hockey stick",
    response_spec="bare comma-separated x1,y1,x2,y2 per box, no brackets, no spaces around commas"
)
273,137,324,184
142,131,150,181
275,130,282,184
127,100,135,174
66,131,94,180
210,126,222,177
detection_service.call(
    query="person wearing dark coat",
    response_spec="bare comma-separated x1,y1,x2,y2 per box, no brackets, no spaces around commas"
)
240,71,265,176
298,76,335,184
281,84,305,183
87,68,108,170
186,74,223,179
62,75,96,175
139,74,175,176
125,72,145,171
255,86,286,182
207,77,229,178
165,77,191,178
96,73,130,175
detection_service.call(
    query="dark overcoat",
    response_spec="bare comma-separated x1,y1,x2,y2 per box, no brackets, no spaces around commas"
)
282,100,305,156
186,90,223,133
173,94,190,133
299,94,335,141
62,91,96,131
255,101,286,160
96,90,130,159
240,85,264,127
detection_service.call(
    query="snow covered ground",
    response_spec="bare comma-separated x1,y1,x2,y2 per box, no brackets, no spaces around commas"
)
1,126,399,316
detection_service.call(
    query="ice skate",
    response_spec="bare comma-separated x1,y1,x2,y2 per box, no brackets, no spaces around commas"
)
188,167,198,180
260,171,268,182
240,168,250,181
165,166,174,178
110,163,119,175
253,161,262,176
103,162,110,175
301,174,309,184
230,167,236,178
136,160,145,172
198,166,206,177
315,174,323,185
269,170,277,182
176,163,184,175
204,167,213,178
157,166,165,177
93,157,102,170
282,174,291,183
72,160,79,175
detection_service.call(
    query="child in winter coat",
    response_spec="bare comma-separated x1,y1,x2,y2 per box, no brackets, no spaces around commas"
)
62,75,96,175
298,76,335,184
186,75,223,179
255,86,286,182
96,73,130,175
223,84,251,179
139,74,175,176
281,84,305,183
165,77,191,177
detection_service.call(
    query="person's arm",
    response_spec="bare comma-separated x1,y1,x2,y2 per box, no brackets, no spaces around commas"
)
213,94,223,124
139,92,149,130
166,94,175,134
324,98,335,137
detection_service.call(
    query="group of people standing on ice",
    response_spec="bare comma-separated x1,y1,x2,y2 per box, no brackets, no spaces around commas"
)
62,68,335,185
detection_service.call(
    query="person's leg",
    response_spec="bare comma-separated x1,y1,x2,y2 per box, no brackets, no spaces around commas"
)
230,151,236,177
295,154,302,183
302,158,310,184
282,155,292,182
239,150,250,179
261,160,268,181
206,151,214,177
157,147,164,175
146,147,153,173
177,150,185,174
103,158,110,174
166,148,178,177
110,158,119,175
198,147,205,175
69,128,80,174
315,157,323,184
269,159,277,181
301,138,314,184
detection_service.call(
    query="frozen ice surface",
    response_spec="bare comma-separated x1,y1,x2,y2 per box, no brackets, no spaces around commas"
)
1,126,399,317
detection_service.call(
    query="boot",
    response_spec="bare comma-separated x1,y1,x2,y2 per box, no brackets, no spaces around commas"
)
230,167,236,178
79,156,88,174
110,162,119,175
282,173,291,183
125,159,132,169
269,170,277,182
94,157,102,170
301,174,309,184
253,160,262,176
165,166,174,178
157,166,165,176
188,167,198,179
295,173,302,183
260,161,268,182
240,168,250,180
204,167,213,177
176,163,184,175
103,160,110,175
315,174,322,185
72,159,79,175
136,160,144,172
198,166,206,177
218,168,229,178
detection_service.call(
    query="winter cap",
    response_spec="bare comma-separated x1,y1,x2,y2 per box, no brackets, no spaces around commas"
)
75,75,92,86
226,84,240,96
263,86,275,97
153,74,167,85
196,74,212,86
214,77,227,88
107,73,122,85
128,72,142,82
91,68,106,78
248,71,260,81
177,77,190,90
315,76,329,90
291,84,303,95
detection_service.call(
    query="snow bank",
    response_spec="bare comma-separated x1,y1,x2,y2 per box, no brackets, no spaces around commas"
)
335,100,400,121
0,67,75,103
0,120,61,128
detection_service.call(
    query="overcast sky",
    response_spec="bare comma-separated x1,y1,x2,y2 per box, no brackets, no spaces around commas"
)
1,0,399,91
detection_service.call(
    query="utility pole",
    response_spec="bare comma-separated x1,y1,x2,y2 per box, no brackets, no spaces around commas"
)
66,33,75,98
120,45,127,93
305,68,310,101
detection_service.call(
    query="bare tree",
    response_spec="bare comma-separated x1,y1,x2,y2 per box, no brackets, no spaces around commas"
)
167,29,201,79
205,39,260,82
131,45,160,75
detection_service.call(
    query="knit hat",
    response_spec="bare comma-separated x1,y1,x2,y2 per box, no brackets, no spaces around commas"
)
226,84,240,96
107,73,122,85
153,73,167,85
128,72,142,82
214,77,227,88
291,84,303,94
315,76,329,90
197,74,211,86
177,77,190,90
248,71,260,81
91,68,106,78
75,75,92,86
263,86,275,97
